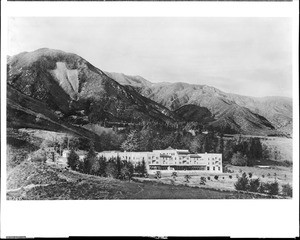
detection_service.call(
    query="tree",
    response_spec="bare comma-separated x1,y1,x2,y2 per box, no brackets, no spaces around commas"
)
121,130,140,151
262,144,271,160
258,182,266,193
141,160,147,177
281,183,292,197
98,156,107,177
134,162,142,176
139,128,154,151
120,161,134,180
266,181,279,195
190,134,205,153
90,159,100,175
83,145,97,174
106,160,118,178
216,135,224,154
116,156,123,179
248,138,263,161
200,177,206,185
67,149,80,170
234,172,249,191
248,178,260,192
184,174,191,183
171,172,178,181
77,161,84,173
155,171,161,179
231,151,247,166
223,139,234,162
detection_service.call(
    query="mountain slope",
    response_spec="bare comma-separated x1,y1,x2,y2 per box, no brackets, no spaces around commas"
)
108,73,291,136
7,48,178,131
174,104,214,123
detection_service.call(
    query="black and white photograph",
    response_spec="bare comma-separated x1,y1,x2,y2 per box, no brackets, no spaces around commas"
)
1,1,299,238
5,17,294,200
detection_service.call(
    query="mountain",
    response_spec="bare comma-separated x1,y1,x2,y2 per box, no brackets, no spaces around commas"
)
107,73,292,136
7,48,292,137
174,104,214,123
7,48,179,135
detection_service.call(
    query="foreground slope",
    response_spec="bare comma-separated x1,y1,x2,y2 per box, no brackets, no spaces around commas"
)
7,160,275,200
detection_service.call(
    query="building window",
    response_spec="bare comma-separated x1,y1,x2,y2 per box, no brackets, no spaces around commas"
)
213,167,215,171
207,167,210,170
218,167,220,171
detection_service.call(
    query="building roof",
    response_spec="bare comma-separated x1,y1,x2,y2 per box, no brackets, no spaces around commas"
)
165,146,174,150
101,151,121,153
160,154,172,158
177,151,189,155
189,154,201,158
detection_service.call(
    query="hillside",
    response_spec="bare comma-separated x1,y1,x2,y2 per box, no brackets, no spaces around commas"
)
7,48,178,132
7,48,292,136
108,73,292,136
174,104,214,123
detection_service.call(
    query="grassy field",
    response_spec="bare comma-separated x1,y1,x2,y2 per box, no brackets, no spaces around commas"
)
261,137,292,162
145,164,292,194
6,160,281,200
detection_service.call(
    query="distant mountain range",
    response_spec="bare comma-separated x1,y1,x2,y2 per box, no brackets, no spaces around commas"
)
7,48,292,138
106,72,292,136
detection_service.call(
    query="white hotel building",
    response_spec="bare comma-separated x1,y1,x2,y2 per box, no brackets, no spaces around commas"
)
98,147,222,174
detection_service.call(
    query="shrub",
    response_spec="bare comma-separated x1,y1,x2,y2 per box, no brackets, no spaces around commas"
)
171,172,178,180
67,149,80,170
281,183,292,197
265,181,279,195
229,175,232,179
214,175,219,180
200,177,206,185
234,172,249,191
283,160,292,167
207,176,211,181
236,174,239,179
29,149,47,163
258,182,266,193
155,171,162,179
248,178,260,192
262,174,265,178
184,175,191,183
248,172,253,178
267,173,271,177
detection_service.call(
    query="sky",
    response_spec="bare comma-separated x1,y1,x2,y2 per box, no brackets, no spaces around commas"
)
8,17,293,98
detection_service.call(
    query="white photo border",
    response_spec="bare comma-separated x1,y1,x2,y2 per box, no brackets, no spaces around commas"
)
1,1,299,238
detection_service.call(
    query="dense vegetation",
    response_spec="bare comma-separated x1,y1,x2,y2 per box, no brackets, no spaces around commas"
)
234,172,291,197
67,145,147,181
64,121,268,167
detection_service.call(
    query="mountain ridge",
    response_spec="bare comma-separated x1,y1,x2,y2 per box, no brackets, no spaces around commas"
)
106,72,292,136
7,48,292,137
7,48,178,126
